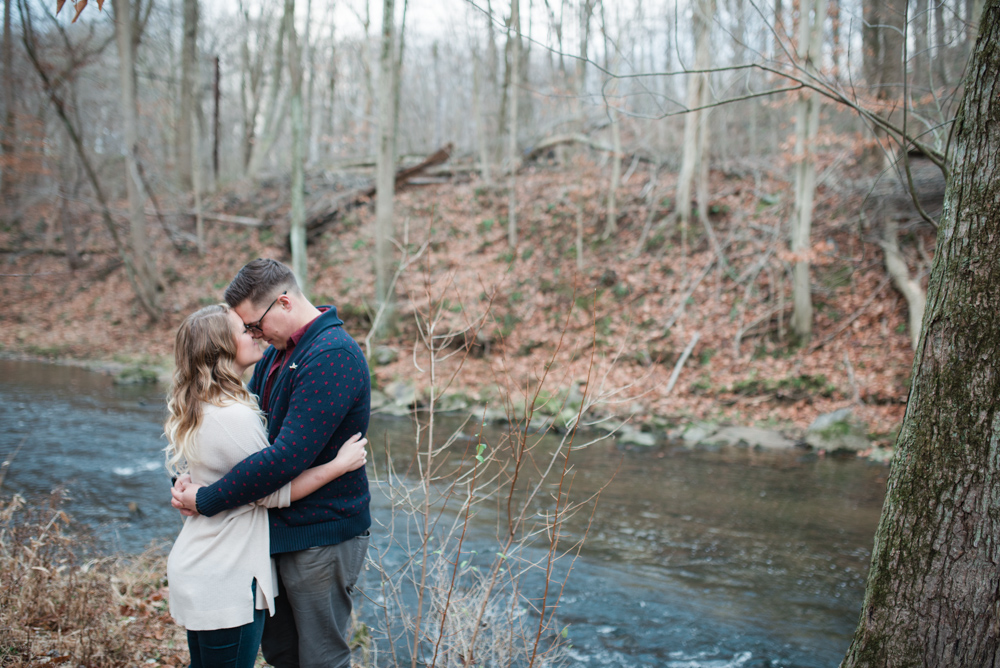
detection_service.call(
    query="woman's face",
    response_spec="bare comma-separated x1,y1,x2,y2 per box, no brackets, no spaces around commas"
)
229,310,264,373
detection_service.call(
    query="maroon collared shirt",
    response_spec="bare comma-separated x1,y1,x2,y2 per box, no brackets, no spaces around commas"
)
259,309,325,412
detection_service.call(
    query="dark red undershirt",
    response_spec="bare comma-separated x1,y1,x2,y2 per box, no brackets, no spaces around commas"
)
259,309,324,413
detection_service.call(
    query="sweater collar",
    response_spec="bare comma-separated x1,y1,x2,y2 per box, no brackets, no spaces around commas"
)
285,305,344,352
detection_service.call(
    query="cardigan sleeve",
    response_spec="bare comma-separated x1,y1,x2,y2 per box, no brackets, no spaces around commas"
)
195,348,367,517
208,403,292,509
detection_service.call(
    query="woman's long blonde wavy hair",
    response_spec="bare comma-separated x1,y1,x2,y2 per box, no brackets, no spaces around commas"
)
164,304,264,476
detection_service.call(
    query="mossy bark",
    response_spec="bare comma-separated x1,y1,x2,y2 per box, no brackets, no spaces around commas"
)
841,3,1000,665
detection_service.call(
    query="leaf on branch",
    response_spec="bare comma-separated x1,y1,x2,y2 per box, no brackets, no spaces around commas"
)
71,0,88,23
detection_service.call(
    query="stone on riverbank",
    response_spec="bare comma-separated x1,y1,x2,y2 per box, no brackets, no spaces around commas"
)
705,426,796,450
805,408,870,452
372,345,399,365
615,425,657,446
682,422,719,445
383,380,417,407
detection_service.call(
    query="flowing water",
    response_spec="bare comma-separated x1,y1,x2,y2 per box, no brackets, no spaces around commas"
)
0,359,887,667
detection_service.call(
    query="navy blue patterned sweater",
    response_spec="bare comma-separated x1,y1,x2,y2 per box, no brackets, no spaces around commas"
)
195,306,372,555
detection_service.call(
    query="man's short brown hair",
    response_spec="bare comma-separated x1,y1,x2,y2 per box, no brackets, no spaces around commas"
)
224,258,299,308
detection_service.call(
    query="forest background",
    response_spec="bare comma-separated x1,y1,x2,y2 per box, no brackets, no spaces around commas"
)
1,0,974,451
1,0,996,665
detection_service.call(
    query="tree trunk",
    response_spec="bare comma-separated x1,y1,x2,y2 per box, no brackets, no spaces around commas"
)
934,0,948,86
323,15,336,162
177,0,197,190
573,0,595,136
603,104,621,240
285,0,307,291
913,0,929,91
473,44,493,186
676,0,712,229
789,0,826,343
432,41,442,149
881,0,906,102
830,0,842,76
841,5,1000,665
392,0,407,158
113,0,161,320
374,0,397,336
247,13,287,176
1,0,14,203
302,0,315,166
506,0,520,248
59,158,83,270
863,0,882,89
880,219,925,350
238,0,269,173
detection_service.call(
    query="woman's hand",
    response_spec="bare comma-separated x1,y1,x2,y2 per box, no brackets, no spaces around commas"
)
171,474,202,516
333,433,368,473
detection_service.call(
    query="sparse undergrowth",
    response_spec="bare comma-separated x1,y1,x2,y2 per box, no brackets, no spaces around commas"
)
0,492,185,668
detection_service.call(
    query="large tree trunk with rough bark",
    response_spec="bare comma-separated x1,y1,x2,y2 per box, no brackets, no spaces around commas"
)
841,4,1000,665
113,0,161,321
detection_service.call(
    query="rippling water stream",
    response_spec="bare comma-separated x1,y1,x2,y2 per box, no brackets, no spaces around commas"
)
0,358,886,667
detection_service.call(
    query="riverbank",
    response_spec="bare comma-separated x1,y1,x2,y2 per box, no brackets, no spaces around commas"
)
0,346,894,461
1,161,916,459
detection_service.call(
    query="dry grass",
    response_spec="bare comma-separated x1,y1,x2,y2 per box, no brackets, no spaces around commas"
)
0,492,186,668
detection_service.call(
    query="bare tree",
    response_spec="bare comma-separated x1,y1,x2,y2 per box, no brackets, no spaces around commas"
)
247,7,287,175
286,0,307,290
374,0,398,335
789,0,827,342
238,0,272,172
1,0,13,202
176,0,197,190
113,0,161,320
675,0,713,229
506,0,521,248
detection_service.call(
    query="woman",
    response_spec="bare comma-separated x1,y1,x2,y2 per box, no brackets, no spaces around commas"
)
163,304,367,668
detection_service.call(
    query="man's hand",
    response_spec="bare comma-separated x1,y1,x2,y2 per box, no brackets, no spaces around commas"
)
171,474,202,517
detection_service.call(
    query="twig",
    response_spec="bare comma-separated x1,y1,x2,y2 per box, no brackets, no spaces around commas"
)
662,258,715,333
0,437,27,491
843,350,863,405
665,331,701,395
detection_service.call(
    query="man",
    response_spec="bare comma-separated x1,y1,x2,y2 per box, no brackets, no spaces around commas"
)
172,258,371,668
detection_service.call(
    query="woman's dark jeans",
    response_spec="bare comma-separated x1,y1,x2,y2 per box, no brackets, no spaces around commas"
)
186,583,264,668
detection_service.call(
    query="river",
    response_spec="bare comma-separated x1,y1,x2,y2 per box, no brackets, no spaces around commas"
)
0,358,886,667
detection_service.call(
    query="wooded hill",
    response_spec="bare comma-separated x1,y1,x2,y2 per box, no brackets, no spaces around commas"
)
0,151,931,445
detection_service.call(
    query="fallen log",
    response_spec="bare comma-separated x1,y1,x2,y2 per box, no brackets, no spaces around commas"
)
302,143,453,245
198,211,265,227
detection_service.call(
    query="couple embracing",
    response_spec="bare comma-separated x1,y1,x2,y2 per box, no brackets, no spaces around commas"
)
165,258,372,668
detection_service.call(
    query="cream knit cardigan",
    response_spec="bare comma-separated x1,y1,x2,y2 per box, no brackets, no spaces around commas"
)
167,402,291,631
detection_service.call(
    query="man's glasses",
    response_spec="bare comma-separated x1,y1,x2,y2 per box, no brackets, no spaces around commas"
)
244,291,286,334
